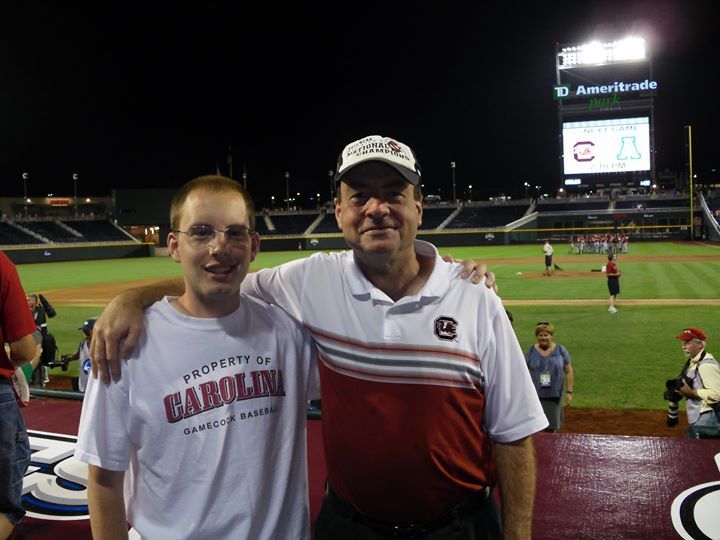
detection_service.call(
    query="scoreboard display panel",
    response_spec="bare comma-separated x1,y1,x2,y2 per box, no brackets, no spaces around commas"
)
562,117,651,176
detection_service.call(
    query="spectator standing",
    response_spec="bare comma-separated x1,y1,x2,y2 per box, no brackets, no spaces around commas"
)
26,293,57,387
675,328,720,437
0,251,38,539
525,322,574,432
605,252,622,313
60,317,97,392
91,135,547,539
543,239,554,276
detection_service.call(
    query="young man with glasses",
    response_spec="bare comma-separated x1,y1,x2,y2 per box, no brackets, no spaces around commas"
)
75,175,320,539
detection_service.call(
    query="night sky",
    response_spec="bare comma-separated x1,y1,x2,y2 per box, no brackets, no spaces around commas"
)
2,1,716,208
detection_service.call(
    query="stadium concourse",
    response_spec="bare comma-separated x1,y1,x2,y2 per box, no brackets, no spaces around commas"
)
15,395,720,539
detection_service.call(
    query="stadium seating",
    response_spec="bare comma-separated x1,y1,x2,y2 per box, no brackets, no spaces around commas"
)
62,220,133,242
445,204,528,229
267,213,321,235
537,200,610,212
21,221,82,243
311,213,341,234
420,207,457,230
0,222,43,245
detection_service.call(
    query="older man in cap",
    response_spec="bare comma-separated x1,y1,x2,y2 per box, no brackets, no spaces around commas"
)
675,327,720,435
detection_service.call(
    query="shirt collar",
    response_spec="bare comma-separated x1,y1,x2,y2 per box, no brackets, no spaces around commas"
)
343,240,450,303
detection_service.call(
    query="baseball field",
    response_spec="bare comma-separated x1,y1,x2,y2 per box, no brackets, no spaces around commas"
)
16,240,720,435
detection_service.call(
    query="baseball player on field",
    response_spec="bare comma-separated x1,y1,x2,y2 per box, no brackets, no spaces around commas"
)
75,176,320,539
92,135,547,539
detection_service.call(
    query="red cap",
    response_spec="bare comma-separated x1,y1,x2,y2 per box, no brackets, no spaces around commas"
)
676,327,707,341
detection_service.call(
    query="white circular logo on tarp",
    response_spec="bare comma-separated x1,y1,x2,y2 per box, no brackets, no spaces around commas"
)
672,480,720,539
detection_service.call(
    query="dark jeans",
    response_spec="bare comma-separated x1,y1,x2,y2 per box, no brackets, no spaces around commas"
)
314,487,503,540
0,380,31,525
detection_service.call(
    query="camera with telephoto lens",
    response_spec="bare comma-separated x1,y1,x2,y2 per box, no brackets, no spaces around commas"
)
664,377,686,402
664,376,692,427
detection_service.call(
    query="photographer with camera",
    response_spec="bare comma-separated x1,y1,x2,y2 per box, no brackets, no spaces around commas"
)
26,293,58,388
665,327,720,438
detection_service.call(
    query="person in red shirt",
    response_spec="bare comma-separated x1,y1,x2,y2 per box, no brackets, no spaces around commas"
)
0,251,38,538
605,252,622,313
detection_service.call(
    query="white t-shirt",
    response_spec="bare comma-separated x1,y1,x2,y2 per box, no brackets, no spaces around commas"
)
75,296,319,540
544,242,554,256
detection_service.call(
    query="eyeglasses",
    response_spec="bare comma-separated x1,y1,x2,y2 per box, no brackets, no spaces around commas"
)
173,225,254,247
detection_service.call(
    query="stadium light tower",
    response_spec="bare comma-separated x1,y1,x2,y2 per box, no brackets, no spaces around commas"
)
450,162,456,203
557,37,646,71
285,171,290,210
73,173,79,217
555,36,655,195
328,169,334,201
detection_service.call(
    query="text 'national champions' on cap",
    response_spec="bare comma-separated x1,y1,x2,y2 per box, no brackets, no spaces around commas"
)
333,135,421,186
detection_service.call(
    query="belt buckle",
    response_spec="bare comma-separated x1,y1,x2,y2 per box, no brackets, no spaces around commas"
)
389,523,427,538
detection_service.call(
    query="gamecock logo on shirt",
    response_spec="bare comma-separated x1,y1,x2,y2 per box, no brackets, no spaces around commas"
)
434,316,458,341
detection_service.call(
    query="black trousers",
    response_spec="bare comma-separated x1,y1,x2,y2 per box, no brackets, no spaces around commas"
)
314,488,503,540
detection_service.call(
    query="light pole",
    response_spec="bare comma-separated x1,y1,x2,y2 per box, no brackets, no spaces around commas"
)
271,195,275,209
686,124,694,241
285,171,290,210
73,173,79,217
328,169,334,201
450,162,456,203
468,184,473,201
242,171,247,190
22,172,29,217
523,181,530,199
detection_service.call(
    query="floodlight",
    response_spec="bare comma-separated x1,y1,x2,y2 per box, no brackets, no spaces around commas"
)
558,37,646,69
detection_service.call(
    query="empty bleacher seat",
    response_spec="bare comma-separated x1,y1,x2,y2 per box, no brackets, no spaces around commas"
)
63,220,132,242
21,221,80,243
445,205,528,229
266,213,319,235
0,222,43,245
420,207,456,230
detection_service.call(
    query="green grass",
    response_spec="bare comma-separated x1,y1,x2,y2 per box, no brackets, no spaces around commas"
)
510,304,717,411
16,241,720,410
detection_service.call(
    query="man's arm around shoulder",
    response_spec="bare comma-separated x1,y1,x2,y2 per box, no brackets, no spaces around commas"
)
91,277,183,382
495,435,537,540
87,465,128,540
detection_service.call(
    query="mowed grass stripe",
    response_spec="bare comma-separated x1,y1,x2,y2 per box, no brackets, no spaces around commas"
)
683,261,720,297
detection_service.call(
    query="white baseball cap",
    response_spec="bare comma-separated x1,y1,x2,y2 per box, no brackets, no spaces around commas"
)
333,135,421,186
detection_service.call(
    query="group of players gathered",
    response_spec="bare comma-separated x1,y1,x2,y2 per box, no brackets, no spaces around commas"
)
569,233,629,255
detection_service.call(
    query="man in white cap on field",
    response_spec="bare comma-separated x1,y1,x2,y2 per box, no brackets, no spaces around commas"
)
90,134,547,539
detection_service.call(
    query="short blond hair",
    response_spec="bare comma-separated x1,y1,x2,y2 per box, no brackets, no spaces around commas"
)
170,175,255,231
535,322,554,336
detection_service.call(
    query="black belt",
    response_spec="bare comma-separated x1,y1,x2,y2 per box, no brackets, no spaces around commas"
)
324,486,491,539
